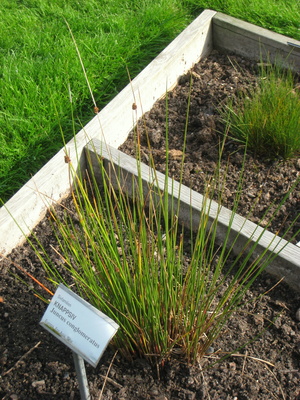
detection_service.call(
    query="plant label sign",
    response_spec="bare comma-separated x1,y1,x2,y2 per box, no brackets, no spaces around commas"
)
40,284,119,367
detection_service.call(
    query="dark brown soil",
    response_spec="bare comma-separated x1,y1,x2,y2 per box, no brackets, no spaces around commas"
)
1,50,300,400
120,50,300,243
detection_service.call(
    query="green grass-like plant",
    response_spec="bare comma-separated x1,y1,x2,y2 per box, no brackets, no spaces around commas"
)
223,64,300,159
6,14,299,368
29,125,298,367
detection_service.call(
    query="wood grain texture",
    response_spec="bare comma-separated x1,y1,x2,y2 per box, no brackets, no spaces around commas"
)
213,12,300,71
86,139,300,291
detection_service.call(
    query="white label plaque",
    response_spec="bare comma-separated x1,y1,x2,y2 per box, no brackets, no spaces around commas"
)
40,284,119,367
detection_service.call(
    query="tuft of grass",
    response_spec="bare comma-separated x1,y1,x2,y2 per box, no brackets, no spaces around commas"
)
28,123,299,367
222,64,300,159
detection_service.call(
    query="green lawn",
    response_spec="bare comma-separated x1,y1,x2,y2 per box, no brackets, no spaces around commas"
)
1,0,299,202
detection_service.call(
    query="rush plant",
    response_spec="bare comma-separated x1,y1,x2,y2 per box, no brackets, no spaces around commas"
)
30,121,299,367
15,22,299,368
222,64,300,159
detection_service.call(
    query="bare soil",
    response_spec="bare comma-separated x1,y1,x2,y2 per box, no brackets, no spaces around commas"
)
120,50,300,243
1,50,300,400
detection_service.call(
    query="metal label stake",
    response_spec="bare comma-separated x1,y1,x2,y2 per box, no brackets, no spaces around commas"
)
73,352,91,400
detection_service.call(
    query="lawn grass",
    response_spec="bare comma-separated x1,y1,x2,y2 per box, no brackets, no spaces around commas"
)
1,0,299,202
186,0,300,40
0,0,188,201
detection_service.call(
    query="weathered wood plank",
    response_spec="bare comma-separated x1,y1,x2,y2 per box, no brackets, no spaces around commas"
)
86,139,300,291
213,12,300,71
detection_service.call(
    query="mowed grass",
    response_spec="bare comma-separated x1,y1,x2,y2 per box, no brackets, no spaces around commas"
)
0,0,188,201
186,0,300,40
1,0,299,202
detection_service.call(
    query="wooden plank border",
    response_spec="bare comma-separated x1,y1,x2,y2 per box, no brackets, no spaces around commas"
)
213,13,300,71
85,139,300,291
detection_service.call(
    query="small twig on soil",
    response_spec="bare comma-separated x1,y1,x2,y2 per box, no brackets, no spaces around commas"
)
99,375,123,390
2,341,41,377
197,363,211,400
264,364,286,400
98,351,120,400
241,350,248,375
226,352,275,367
261,277,285,297
0,253,54,297
224,351,285,400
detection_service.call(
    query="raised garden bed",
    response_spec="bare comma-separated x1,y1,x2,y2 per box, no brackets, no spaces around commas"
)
1,9,299,287
1,9,300,399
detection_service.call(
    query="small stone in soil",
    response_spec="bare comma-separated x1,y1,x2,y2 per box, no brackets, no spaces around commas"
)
205,347,214,355
31,380,45,388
